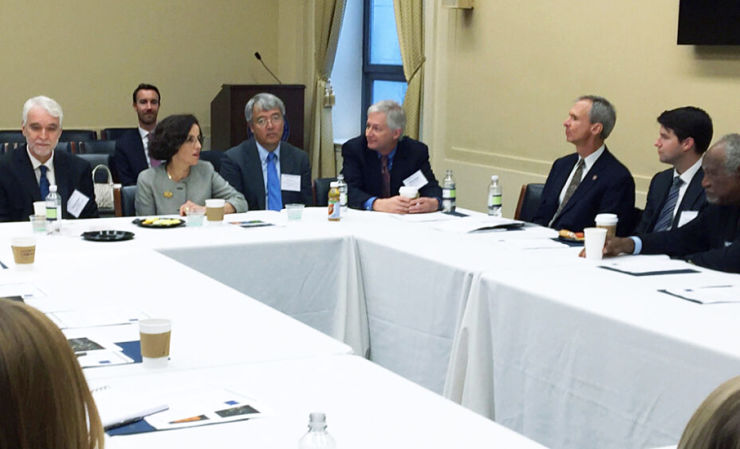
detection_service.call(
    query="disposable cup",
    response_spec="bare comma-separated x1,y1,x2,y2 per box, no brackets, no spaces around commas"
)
595,213,618,239
11,236,36,269
584,227,607,261
399,186,419,199
205,199,225,222
139,319,171,368
286,203,305,221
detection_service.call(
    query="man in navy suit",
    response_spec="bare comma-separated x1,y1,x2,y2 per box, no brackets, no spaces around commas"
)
604,134,740,273
0,96,98,221
342,100,441,213
633,107,712,233
533,95,635,235
220,93,312,210
111,83,161,185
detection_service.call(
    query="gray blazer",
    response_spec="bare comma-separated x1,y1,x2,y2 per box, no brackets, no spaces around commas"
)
135,161,247,215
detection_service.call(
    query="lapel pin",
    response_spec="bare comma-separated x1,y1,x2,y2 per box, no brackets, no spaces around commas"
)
592,174,598,181
164,191,173,198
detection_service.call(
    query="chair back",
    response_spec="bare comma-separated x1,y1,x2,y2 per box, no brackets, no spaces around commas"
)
80,140,116,155
0,130,25,144
313,177,336,207
60,129,97,142
77,154,112,182
514,183,545,222
199,150,224,172
101,127,137,141
120,185,137,216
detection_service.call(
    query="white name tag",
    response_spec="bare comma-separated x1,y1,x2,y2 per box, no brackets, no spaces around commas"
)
403,170,428,189
677,210,699,227
281,174,301,192
67,189,90,218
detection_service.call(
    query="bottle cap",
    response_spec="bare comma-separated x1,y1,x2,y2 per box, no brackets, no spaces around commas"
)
491,175,499,181
330,182,339,187
50,185,58,192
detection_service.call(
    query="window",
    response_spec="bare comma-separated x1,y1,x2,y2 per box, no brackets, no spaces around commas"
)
362,0,407,127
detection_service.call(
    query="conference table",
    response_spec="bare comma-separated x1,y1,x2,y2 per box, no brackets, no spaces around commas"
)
1,207,739,449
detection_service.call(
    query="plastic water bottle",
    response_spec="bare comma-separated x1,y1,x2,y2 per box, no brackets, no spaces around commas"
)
328,182,341,221
45,184,62,233
298,412,336,449
442,169,456,213
336,174,348,213
488,175,502,217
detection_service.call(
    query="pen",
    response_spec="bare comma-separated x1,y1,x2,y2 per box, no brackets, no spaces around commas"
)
0,260,7,269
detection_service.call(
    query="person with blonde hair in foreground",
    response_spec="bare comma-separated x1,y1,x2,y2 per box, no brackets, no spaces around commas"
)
0,299,104,449
677,375,740,449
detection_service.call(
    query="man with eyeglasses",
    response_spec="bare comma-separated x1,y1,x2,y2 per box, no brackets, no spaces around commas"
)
0,96,98,221
220,92,312,210
112,83,162,186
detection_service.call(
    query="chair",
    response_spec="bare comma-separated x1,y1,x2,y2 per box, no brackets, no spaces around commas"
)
80,140,116,155
77,153,112,183
0,130,25,144
101,127,137,141
199,150,224,172
55,142,71,153
114,185,137,217
514,183,545,222
60,129,97,154
313,177,336,207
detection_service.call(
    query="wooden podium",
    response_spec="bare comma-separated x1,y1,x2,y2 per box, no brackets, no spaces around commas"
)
210,84,305,151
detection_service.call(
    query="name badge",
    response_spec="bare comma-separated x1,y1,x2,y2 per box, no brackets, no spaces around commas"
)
281,174,301,192
677,210,698,227
67,189,90,218
403,170,428,189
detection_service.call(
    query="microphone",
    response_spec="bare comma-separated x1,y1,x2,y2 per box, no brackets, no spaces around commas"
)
254,52,283,85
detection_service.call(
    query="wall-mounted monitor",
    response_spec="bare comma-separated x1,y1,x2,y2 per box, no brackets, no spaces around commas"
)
678,0,740,45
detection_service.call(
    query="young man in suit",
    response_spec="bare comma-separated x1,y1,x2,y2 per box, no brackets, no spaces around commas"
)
220,93,312,210
341,100,441,214
604,134,740,273
633,107,712,233
111,83,161,185
0,96,98,221
532,95,635,235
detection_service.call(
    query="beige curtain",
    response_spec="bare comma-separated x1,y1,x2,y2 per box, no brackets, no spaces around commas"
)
311,0,346,178
393,0,425,139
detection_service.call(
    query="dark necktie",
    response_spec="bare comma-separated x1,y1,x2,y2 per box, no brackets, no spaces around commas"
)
380,155,390,198
653,176,683,232
39,165,50,199
552,158,585,223
266,152,282,210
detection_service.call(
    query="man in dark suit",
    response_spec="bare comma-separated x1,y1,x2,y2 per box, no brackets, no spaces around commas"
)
111,83,161,185
533,95,635,235
0,96,98,221
220,93,312,210
634,107,712,234
342,100,441,213
604,134,740,273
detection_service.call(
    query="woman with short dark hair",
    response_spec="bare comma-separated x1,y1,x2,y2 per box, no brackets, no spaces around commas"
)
135,114,247,215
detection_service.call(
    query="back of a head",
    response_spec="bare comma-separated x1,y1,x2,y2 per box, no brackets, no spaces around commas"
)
677,376,740,449
657,106,713,154
0,299,104,449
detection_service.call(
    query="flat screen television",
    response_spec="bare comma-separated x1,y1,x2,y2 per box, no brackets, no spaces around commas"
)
678,0,740,45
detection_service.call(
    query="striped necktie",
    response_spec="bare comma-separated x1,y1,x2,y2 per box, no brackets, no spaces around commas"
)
552,158,585,223
653,176,683,232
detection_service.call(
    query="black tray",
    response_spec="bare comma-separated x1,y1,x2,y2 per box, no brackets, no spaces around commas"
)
81,230,135,242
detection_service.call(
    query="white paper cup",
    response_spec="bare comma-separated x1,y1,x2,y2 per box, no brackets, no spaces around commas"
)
205,199,225,222
139,319,171,368
584,227,607,260
33,201,46,216
595,213,618,239
11,236,36,269
399,186,419,199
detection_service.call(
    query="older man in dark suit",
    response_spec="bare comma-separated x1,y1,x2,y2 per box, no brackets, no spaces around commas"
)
533,95,635,235
604,134,740,273
111,83,161,186
220,93,312,210
0,96,98,221
341,100,441,213
634,106,711,233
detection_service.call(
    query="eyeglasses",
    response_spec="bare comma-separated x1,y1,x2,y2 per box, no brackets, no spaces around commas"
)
253,114,283,128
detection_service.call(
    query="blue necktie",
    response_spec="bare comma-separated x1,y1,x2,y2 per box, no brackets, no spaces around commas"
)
39,165,50,199
266,152,282,211
653,176,683,232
